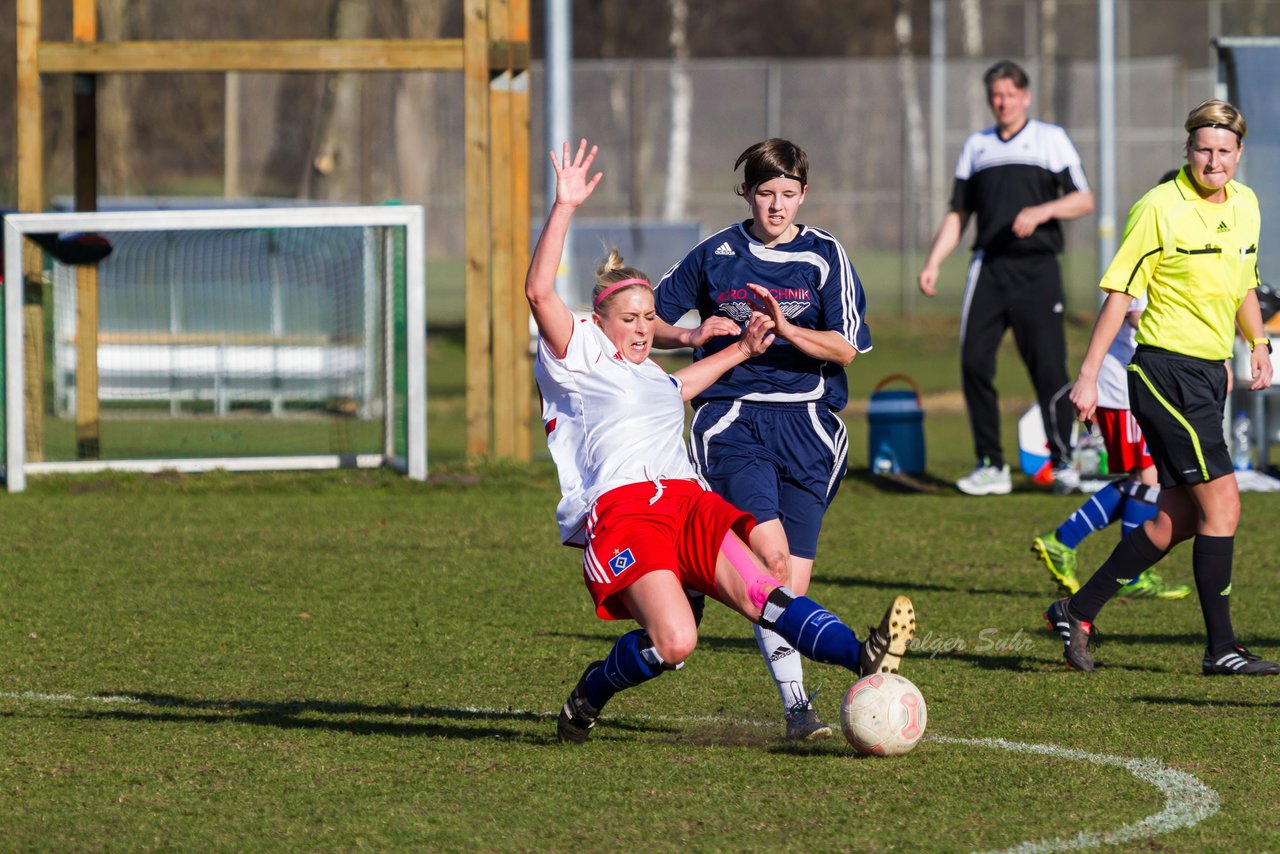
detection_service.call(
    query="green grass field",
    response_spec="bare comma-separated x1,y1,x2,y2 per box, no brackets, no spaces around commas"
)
2,317,1279,852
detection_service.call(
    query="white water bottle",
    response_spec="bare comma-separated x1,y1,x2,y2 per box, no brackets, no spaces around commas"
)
1073,425,1102,476
1232,411,1253,471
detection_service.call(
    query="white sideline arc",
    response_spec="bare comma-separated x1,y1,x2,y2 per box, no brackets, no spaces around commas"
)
932,736,1221,854
1,692,1220,851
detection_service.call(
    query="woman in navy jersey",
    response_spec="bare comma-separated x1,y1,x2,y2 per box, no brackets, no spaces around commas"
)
652,139,871,740
532,139,913,743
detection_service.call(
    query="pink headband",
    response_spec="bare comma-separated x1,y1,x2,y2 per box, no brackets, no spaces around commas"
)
592,277,652,309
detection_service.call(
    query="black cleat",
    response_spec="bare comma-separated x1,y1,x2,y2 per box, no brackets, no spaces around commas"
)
557,660,604,743
1044,597,1096,672
1202,645,1280,676
858,595,916,677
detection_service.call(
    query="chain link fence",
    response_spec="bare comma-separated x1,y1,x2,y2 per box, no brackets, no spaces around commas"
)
99,56,1218,321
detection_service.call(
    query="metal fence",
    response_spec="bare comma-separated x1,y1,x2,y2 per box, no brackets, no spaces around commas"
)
224,55,1217,319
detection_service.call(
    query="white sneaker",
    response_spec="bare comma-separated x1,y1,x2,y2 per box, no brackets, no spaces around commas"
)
956,464,1012,495
1052,466,1081,496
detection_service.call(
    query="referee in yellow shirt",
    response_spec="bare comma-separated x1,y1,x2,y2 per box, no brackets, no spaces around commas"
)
1045,99,1277,676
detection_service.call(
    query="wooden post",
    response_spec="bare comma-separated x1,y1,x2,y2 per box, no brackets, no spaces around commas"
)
21,285,44,463
73,0,101,460
74,269,100,458
17,0,45,462
487,0,532,462
16,0,44,216
464,0,493,458
489,0,516,459
507,0,532,461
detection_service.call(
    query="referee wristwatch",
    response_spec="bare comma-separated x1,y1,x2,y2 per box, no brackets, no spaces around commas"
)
1250,337,1272,354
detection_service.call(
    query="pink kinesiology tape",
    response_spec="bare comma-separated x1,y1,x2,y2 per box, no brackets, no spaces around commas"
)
720,533,779,611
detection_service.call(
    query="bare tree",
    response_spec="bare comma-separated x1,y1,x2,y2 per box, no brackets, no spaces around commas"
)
392,0,451,207
960,0,986,132
595,0,650,217
663,0,691,222
895,0,928,245
1038,0,1058,124
303,0,371,202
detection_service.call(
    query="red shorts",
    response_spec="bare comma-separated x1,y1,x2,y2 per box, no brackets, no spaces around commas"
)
579,479,755,621
1095,407,1153,474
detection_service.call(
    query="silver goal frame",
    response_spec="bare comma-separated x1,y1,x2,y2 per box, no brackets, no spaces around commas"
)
3,205,426,492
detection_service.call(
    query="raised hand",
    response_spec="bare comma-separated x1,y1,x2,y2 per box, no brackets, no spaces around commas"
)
551,139,603,209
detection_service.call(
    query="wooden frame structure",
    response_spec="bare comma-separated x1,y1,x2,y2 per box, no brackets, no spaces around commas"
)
14,0,531,465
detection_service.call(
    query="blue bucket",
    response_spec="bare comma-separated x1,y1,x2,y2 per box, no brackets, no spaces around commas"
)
867,374,926,475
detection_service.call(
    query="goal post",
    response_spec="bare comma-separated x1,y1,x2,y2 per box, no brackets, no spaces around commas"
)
2,205,426,492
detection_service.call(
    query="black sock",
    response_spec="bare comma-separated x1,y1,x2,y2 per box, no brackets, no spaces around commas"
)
1069,526,1167,622
687,592,706,629
1193,534,1237,655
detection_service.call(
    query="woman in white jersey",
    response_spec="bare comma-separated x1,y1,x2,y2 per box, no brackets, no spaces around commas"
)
530,140,915,743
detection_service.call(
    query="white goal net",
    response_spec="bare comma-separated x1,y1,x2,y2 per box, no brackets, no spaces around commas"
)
2,206,425,491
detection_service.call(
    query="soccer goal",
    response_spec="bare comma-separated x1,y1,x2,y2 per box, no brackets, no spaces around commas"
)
2,205,426,492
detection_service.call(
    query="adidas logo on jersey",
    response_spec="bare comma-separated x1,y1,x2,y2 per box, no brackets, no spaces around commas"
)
714,242,735,257
1216,221,1230,233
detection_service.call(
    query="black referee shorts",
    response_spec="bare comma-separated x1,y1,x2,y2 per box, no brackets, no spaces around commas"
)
1127,345,1233,488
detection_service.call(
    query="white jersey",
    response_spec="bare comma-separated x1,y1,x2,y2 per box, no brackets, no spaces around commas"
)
535,318,701,546
1096,296,1146,410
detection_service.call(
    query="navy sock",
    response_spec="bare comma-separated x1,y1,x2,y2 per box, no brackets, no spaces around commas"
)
583,630,664,711
761,588,861,673
1119,483,1160,538
1056,482,1124,549
1193,535,1237,656
1070,526,1167,623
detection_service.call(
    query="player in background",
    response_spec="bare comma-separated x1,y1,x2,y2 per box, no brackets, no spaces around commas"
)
1046,100,1277,675
918,60,1094,497
530,140,916,742
1031,292,1189,600
651,139,871,741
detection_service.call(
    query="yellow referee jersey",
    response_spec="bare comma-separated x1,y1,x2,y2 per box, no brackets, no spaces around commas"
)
1099,165,1260,361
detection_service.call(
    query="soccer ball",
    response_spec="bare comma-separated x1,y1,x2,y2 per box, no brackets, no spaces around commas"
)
839,673,927,756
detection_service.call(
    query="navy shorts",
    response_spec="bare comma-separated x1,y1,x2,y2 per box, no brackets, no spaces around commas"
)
688,400,848,560
1127,346,1233,488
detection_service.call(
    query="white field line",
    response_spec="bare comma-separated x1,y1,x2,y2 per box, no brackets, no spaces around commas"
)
935,736,1221,854
2,692,1220,852
2,690,142,704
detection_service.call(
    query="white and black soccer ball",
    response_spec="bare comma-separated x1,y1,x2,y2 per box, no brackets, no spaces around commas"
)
840,672,927,756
